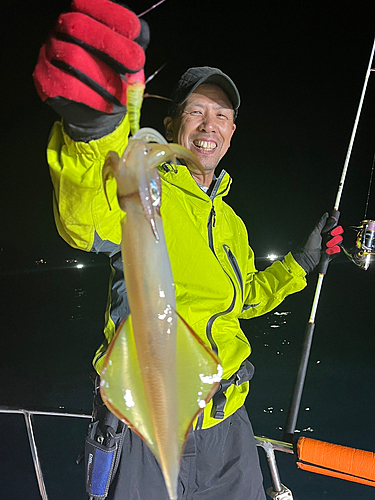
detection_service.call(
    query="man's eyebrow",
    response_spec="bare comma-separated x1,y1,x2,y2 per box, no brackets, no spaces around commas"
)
184,101,204,108
185,101,232,110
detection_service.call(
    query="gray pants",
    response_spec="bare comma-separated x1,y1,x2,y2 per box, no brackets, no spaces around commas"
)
107,406,266,500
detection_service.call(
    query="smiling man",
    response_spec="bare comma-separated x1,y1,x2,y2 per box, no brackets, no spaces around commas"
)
163,69,237,186
33,2,342,499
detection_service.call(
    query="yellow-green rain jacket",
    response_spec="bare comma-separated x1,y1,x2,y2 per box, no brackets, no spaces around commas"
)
47,115,307,429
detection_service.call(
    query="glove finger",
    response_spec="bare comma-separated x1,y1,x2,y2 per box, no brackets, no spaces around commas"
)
316,212,329,233
135,19,151,51
57,12,145,74
72,0,141,40
33,43,126,112
48,38,128,104
326,235,343,248
330,225,344,236
322,215,339,234
326,246,341,255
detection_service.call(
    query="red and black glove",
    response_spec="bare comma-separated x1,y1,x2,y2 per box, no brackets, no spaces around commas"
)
294,212,344,274
33,0,149,141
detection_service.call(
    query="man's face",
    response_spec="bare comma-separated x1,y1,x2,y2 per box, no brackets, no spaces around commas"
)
164,84,236,175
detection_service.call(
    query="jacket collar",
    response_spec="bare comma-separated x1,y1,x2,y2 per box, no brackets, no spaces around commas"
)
158,163,232,201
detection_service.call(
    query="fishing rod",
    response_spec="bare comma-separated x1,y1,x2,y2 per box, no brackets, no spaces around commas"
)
282,34,375,444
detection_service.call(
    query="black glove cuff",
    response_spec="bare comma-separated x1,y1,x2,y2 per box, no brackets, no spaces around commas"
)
49,97,126,142
293,251,320,274
63,114,124,142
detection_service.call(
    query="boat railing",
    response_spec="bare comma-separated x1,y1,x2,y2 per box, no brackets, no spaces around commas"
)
0,406,91,500
0,406,294,500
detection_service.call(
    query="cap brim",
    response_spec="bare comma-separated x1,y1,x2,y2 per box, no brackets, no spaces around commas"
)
179,73,240,111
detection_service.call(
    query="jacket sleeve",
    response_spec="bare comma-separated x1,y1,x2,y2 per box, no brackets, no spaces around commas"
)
239,251,307,319
46,116,131,254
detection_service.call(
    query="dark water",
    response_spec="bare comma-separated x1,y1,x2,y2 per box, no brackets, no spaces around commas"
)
1,251,375,499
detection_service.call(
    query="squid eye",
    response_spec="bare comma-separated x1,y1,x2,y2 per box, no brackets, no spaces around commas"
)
150,179,160,207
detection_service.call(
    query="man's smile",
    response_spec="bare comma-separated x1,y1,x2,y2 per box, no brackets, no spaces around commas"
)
192,139,218,154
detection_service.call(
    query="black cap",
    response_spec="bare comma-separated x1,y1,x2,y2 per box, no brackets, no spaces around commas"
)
169,66,241,119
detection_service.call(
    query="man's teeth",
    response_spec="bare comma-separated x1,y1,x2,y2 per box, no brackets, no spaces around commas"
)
194,140,216,151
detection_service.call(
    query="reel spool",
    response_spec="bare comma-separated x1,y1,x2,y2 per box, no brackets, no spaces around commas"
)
343,219,375,270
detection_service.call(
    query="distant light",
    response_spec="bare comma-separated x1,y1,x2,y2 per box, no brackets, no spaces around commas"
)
267,254,278,261
76,264,84,269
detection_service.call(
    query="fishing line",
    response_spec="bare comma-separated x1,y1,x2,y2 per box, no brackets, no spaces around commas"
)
145,63,167,85
364,150,375,219
138,0,167,18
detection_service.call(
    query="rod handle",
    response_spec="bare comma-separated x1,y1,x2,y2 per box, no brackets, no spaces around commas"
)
283,321,316,443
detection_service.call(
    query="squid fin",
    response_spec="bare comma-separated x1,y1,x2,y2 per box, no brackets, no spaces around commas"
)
174,310,222,443
100,312,221,497
100,315,155,447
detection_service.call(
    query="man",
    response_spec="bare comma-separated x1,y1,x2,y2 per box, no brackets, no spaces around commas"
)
33,1,342,499
163,78,236,187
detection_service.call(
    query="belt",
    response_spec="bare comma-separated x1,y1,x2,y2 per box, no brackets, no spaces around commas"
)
211,360,255,419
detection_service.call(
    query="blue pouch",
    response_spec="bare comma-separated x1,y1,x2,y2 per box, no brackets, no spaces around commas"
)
85,419,125,499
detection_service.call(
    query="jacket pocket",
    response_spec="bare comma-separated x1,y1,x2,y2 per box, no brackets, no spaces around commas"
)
223,244,243,302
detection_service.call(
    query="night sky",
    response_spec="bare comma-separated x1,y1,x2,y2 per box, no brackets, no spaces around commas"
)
3,1,375,260
2,1,375,499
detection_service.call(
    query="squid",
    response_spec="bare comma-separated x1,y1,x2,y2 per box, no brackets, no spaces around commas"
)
100,129,222,500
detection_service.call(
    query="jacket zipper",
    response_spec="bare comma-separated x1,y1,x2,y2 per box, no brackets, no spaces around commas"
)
223,245,244,303
205,174,237,355
197,171,232,430
205,281,236,355
208,206,216,251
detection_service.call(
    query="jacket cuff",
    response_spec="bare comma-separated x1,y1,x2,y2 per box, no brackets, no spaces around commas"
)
283,252,307,278
62,114,130,157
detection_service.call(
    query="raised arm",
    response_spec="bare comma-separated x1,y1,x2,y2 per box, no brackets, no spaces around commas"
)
240,214,343,319
33,0,149,252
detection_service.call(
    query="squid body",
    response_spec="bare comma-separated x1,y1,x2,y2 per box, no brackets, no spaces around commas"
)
100,129,222,500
